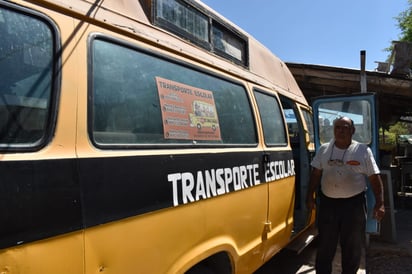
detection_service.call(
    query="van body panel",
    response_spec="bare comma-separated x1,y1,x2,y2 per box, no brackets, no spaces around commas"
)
0,0,328,273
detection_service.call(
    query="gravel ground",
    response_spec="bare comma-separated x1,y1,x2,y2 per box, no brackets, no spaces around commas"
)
366,208,412,274
255,208,412,274
367,248,412,274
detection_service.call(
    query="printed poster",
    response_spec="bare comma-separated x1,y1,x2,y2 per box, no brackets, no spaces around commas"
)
155,77,221,141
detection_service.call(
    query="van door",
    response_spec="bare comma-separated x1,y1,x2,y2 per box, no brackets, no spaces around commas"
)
253,89,296,260
280,97,315,236
312,92,379,233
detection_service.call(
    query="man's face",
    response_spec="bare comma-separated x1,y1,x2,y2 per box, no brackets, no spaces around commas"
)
333,118,354,143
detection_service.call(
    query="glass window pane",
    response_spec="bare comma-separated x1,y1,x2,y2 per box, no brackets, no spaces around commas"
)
152,0,248,67
90,38,257,147
283,106,299,145
254,91,287,146
301,108,314,145
0,7,54,149
317,100,371,144
212,23,246,65
156,0,208,43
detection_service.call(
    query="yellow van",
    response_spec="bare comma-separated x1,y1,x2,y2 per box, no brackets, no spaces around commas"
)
0,0,379,273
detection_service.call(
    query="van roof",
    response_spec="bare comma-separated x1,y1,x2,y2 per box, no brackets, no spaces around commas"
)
39,0,308,105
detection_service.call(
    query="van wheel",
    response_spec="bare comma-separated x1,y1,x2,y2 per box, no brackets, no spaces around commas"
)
186,265,214,274
185,252,232,274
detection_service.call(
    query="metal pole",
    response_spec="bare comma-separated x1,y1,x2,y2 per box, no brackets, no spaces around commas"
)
360,50,367,93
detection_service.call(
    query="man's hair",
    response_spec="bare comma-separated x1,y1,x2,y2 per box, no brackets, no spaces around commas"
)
333,116,354,127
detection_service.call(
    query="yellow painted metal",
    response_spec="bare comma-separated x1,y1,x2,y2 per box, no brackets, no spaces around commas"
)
83,184,268,274
0,1,315,273
0,232,84,274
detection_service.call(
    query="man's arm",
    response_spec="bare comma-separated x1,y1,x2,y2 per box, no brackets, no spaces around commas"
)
306,167,322,210
369,174,385,221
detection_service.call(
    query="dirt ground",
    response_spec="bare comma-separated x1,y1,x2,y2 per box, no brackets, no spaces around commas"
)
255,206,412,274
366,208,412,274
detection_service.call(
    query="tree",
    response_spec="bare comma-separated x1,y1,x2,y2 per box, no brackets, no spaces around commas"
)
380,121,412,145
396,0,412,43
379,3,412,147
388,1,412,75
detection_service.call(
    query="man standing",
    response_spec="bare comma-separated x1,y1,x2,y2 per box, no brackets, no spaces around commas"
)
306,116,385,274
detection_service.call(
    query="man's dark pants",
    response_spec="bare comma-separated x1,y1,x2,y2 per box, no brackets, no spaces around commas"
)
315,192,367,274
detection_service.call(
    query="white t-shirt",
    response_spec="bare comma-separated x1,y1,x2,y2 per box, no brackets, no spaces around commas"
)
311,140,380,198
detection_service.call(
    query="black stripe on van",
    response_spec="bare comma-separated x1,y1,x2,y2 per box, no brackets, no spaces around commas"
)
0,159,82,249
0,150,293,249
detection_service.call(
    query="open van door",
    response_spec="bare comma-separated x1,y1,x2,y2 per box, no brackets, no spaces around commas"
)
312,92,379,233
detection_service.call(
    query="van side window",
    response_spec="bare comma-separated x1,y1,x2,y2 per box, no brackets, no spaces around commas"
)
281,100,300,146
301,108,314,145
254,90,287,146
0,6,56,150
90,37,257,147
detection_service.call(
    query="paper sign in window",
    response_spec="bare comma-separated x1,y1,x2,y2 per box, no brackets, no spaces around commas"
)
156,77,221,141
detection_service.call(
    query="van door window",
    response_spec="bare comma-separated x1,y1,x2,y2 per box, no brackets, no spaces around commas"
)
317,100,372,145
301,108,315,148
254,90,287,146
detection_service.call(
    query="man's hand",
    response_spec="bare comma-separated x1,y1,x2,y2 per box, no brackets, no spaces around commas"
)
373,202,385,221
369,174,385,221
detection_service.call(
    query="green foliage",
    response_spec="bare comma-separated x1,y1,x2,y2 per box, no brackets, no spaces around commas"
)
395,0,412,42
385,1,412,54
390,122,410,135
380,122,412,144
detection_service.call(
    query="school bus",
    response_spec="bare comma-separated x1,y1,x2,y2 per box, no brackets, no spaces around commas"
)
0,0,379,273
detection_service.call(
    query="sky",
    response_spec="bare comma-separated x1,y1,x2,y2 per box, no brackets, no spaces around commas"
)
200,0,409,71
